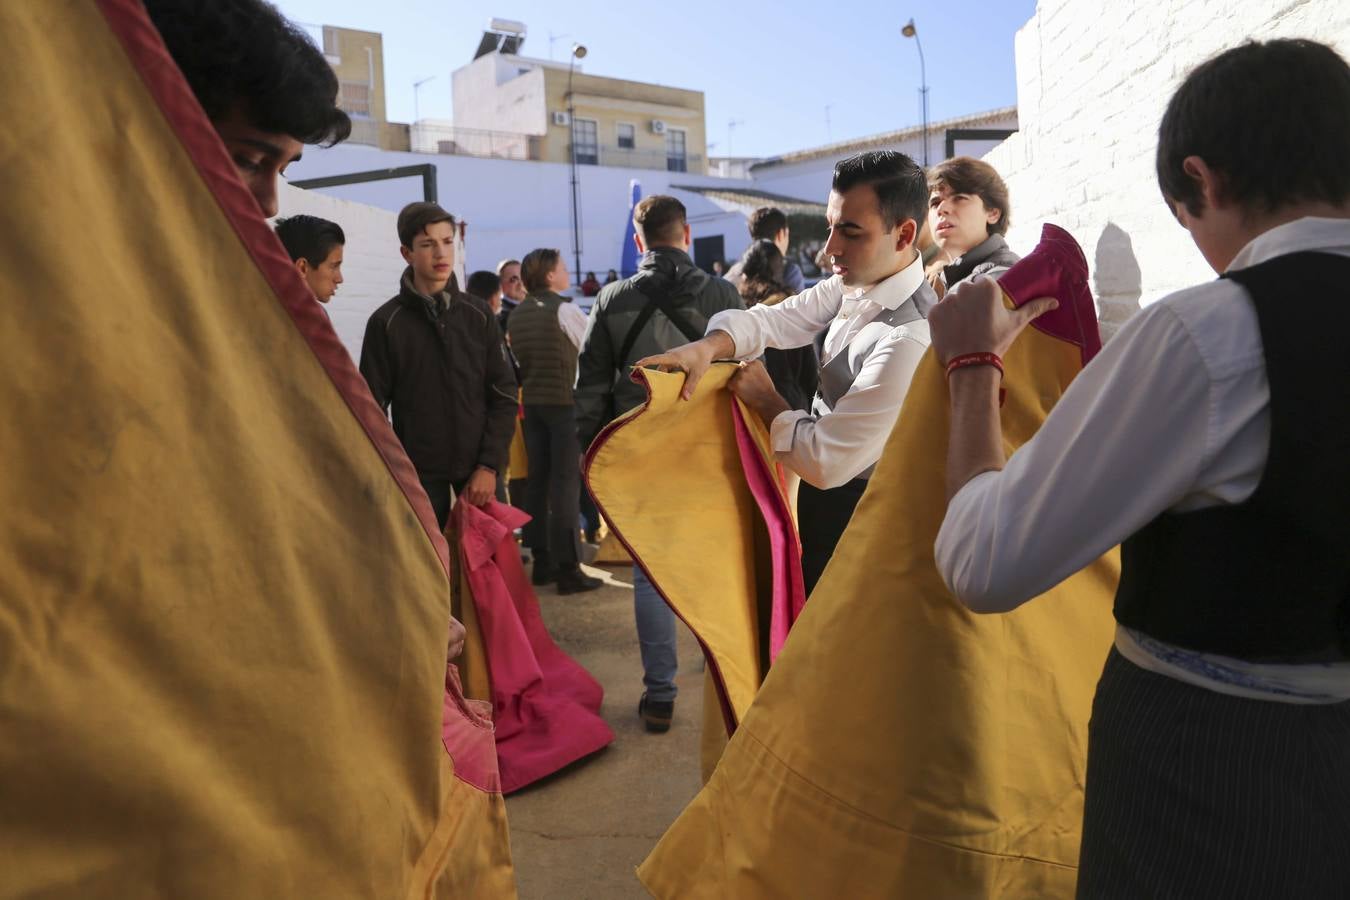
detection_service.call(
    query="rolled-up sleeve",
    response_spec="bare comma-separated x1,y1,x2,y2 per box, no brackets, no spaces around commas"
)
771,328,930,489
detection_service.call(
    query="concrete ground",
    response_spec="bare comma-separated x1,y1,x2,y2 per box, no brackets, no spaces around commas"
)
504,562,705,900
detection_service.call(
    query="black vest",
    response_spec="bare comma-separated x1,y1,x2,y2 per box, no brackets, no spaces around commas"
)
1114,251,1350,662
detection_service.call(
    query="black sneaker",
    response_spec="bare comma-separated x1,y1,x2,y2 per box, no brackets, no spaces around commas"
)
638,693,674,733
555,569,602,595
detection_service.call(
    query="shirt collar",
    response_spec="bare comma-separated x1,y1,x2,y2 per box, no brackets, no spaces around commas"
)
841,252,926,311
1227,216,1350,272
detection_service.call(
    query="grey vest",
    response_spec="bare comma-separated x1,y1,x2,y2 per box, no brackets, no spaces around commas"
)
811,281,937,480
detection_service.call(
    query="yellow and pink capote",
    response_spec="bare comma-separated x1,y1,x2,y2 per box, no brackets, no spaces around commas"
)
0,2,515,896
608,226,1119,897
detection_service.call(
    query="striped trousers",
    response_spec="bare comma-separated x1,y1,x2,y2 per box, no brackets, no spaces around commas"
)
1077,648,1350,898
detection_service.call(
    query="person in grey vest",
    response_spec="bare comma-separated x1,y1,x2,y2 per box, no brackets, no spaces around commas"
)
640,151,935,594
506,248,600,595
931,39,1350,897
575,194,743,733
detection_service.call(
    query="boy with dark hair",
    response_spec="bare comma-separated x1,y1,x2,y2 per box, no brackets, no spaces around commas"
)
644,150,937,593
360,202,518,529
926,157,1019,297
932,38,1350,895
274,214,345,303
576,192,744,731
466,270,502,314
144,0,350,217
725,206,805,292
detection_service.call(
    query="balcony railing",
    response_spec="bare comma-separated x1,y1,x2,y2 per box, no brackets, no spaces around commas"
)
411,124,541,161
570,144,705,172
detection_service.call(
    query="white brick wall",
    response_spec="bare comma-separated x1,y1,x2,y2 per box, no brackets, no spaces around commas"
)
986,0,1350,338
274,183,404,362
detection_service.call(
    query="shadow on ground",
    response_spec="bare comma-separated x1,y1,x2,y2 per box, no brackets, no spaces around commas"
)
505,563,705,899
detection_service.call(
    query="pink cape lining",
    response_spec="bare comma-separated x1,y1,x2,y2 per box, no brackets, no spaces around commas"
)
730,403,807,663
452,500,614,793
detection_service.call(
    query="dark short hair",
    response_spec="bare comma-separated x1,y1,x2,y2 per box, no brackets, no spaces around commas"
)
520,248,562,293
466,270,500,299
144,0,351,147
738,240,789,306
274,215,345,266
928,157,1011,236
397,202,455,248
1158,39,1350,216
832,151,927,232
748,207,788,241
634,195,687,246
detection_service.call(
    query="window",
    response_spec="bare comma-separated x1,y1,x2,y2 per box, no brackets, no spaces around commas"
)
617,123,635,150
665,128,687,173
322,26,340,57
573,118,599,165
337,81,371,118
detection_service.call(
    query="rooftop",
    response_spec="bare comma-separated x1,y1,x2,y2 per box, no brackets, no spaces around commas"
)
750,106,1018,171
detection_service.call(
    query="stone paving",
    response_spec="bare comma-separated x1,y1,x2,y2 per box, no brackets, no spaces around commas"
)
504,563,705,900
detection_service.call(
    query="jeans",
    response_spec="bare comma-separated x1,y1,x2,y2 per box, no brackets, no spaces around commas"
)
633,566,678,702
522,404,582,569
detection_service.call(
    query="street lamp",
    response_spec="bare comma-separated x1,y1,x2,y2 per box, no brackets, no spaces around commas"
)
567,43,587,282
413,75,436,151
902,19,929,167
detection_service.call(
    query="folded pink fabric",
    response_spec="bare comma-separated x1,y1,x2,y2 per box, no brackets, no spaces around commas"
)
452,500,614,793
731,402,807,664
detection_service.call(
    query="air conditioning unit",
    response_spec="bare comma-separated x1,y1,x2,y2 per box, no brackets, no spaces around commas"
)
650,119,667,134
551,111,571,127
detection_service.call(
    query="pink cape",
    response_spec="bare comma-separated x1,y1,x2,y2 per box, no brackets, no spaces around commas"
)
452,500,613,793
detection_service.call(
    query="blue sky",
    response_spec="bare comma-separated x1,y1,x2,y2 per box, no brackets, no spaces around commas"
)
273,0,1037,159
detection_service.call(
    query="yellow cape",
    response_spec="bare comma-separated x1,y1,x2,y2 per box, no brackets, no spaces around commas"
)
640,273,1118,897
0,3,514,895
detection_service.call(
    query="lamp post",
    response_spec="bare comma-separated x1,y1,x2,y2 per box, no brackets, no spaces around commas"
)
567,43,587,282
901,19,929,167
413,75,436,151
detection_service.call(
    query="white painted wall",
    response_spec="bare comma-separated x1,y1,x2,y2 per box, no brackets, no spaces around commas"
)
750,111,1019,204
451,54,548,137
984,0,1350,339
283,143,752,282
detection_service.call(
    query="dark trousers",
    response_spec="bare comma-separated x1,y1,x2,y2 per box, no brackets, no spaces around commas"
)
1077,647,1350,899
522,404,582,570
797,477,868,595
419,476,464,532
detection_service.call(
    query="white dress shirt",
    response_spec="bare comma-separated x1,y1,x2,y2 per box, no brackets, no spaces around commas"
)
558,300,589,350
706,255,929,488
935,216,1350,702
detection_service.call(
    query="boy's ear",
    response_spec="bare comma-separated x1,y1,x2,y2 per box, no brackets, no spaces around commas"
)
400,244,413,265
295,258,311,277
1183,155,1226,210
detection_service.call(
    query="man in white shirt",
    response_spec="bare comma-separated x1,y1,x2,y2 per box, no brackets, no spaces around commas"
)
929,38,1350,897
641,151,936,592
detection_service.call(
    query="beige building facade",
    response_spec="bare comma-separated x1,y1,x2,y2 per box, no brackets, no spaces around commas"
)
319,25,410,151
451,36,707,172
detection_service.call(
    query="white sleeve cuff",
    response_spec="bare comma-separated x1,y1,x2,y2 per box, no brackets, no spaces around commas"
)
770,409,811,454
706,308,758,360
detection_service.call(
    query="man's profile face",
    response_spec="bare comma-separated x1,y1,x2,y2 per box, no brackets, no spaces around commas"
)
401,221,456,290
499,262,526,301
822,183,915,287
213,107,303,219
300,244,344,304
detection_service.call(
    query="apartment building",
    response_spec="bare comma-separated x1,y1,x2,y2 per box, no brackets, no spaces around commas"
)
450,21,708,172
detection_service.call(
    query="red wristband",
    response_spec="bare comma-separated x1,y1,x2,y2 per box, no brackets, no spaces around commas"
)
945,352,1003,378
945,352,1006,407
